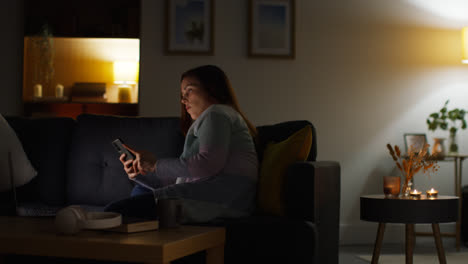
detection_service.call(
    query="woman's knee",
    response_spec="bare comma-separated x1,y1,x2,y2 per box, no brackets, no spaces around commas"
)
104,194,158,220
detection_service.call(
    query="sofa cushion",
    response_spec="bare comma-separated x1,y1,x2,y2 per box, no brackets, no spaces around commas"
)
67,114,185,206
256,120,316,163
3,116,75,206
257,125,312,216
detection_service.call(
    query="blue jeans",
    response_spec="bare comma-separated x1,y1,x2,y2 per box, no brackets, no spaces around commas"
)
131,184,153,197
104,184,156,219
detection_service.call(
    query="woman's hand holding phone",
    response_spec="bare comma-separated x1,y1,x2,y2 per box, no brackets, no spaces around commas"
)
119,144,157,179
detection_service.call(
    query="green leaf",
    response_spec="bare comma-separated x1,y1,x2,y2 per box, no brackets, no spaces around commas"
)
441,107,447,113
448,110,457,121
450,127,457,133
463,120,467,129
430,113,439,118
441,123,448,130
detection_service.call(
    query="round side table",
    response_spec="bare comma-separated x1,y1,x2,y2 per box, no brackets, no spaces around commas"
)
360,195,458,264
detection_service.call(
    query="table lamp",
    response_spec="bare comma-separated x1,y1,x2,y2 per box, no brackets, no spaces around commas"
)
462,27,468,64
113,61,139,103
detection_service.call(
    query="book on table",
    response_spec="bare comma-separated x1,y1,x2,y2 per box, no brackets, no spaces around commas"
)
107,217,159,233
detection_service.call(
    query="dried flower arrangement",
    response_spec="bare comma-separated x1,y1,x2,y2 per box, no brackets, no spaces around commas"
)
386,143,440,195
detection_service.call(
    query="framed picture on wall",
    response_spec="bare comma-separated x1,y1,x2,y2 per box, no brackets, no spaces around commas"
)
403,133,428,154
165,0,214,55
248,0,295,59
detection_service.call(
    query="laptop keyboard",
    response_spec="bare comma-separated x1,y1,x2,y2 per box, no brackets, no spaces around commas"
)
16,206,62,217
15,205,104,217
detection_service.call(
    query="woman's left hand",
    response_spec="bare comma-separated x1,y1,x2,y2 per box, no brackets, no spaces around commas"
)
123,144,157,177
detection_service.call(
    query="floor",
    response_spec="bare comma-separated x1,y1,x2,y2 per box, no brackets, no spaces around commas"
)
339,236,468,263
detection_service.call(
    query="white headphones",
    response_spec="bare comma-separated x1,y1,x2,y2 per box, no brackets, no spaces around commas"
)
55,205,122,235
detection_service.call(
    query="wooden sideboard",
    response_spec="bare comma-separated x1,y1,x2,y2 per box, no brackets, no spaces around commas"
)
24,101,139,119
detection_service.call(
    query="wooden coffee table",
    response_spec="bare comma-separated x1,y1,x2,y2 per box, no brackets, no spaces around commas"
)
0,216,225,264
360,195,458,264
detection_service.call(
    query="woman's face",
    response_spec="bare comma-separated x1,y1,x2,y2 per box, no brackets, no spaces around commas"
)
180,76,216,120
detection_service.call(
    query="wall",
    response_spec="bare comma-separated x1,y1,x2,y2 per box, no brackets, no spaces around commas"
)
3,0,468,245
0,0,23,115
139,0,468,245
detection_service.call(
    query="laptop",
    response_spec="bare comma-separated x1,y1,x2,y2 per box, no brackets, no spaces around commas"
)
8,151,61,217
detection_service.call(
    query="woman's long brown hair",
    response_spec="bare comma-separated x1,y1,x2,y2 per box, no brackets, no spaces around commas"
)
180,65,257,139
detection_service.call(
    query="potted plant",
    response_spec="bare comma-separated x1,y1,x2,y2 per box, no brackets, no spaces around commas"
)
426,100,467,154
31,24,54,97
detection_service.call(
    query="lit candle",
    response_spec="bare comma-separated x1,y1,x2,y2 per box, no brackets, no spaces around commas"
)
410,189,422,199
426,188,438,199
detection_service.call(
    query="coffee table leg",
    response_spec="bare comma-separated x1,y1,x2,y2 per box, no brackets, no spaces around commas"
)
206,243,224,264
406,224,414,264
432,223,447,264
371,222,386,264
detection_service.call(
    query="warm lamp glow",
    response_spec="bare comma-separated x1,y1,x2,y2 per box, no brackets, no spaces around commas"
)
407,0,468,22
463,27,468,64
113,61,139,84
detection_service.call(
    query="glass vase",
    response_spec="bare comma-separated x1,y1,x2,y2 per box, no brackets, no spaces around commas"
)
383,176,401,198
431,137,445,159
402,178,413,197
448,131,458,154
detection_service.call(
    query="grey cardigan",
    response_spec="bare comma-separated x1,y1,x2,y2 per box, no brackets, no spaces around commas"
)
133,104,258,222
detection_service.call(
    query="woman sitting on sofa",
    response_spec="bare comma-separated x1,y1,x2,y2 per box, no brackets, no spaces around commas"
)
105,65,258,223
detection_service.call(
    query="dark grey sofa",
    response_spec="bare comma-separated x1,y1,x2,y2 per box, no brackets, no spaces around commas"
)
2,114,341,264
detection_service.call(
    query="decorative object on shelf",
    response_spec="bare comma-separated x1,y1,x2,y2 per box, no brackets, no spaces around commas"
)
403,133,427,154
427,100,467,154
71,82,107,102
383,176,400,198
31,24,54,98
248,0,295,59
33,84,42,98
55,84,64,98
118,87,131,103
113,61,139,103
431,137,445,159
386,143,439,197
165,0,214,55
409,189,422,199
426,188,438,199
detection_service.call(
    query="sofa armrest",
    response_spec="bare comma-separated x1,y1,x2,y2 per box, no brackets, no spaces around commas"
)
285,160,341,264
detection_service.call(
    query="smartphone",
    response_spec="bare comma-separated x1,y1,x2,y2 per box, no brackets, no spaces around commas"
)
111,138,136,161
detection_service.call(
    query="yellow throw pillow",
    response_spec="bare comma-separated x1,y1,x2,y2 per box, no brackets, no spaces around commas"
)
257,125,312,216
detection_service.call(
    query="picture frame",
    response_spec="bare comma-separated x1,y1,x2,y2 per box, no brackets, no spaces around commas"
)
165,0,214,55
248,0,295,59
403,133,428,154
